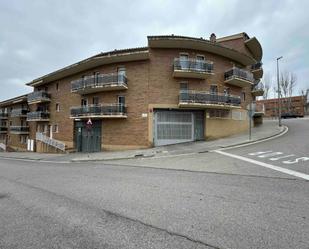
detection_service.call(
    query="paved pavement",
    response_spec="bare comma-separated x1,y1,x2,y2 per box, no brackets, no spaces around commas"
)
0,120,285,162
0,118,308,248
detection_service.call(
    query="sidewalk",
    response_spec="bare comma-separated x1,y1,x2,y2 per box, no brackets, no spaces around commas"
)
0,120,286,162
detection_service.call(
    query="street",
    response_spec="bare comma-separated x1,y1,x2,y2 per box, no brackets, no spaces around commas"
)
0,118,308,249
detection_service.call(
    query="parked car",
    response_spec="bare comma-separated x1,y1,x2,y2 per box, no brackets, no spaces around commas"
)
281,112,304,119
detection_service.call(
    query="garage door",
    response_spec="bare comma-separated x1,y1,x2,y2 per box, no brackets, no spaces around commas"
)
154,110,204,146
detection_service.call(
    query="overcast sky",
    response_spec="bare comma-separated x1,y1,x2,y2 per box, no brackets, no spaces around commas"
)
0,0,308,101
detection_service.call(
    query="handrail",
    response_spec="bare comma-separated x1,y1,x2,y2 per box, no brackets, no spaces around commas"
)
36,132,66,151
174,58,214,73
224,67,254,82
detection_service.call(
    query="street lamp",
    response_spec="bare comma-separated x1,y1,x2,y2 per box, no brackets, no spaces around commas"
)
277,56,283,127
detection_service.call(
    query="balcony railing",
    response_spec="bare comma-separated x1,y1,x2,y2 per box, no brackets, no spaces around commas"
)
0,126,8,133
71,73,128,94
10,126,30,133
10,108,29,117
179,90,241,107
251,62,263,70
27,91,51,104
27,111,50,121
0,112,8,119
70,104,127,118
252,82,264,96
224,67,254,87
173,58,214,79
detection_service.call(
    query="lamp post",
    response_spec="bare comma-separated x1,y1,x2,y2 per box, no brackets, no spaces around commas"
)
276,56,283,127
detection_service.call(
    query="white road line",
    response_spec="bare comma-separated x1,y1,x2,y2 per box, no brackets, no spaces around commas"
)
215,150,309,181
258,152,283,158
269,154,295,161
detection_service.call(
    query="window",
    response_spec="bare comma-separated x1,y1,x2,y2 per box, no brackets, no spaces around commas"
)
20,135,27,144
9,121,12,126
56,103,60,112
94,72,100,83
44,86,48,92
118,96,125,106
52,124,59,133
196,55,205,61
81,98,88,106
56,83,59,91
93,97,99,105
210,85,218,95
179,53,189,60
242,92,246,101
209,109,230,119
180,82,188,91
224,88,230,96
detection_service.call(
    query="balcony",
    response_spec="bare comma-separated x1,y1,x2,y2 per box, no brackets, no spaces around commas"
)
0,126,8,133
27,111,50,122
179,90,241,109
70,104,127,119
252,82,264,96
10,108,29,117
251,62,263,79
224,67,254,87
71,73,128,94
173,58,214,79
0,112,8,119
10,126,30,134
27,91,51,104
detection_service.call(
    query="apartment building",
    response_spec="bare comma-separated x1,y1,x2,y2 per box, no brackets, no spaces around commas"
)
0,32,263,153
0,94,29,151
257,95,306,118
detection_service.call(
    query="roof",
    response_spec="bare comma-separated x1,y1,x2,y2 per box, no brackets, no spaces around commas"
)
0,93,29,107
147,34,258,65
26,47,149,87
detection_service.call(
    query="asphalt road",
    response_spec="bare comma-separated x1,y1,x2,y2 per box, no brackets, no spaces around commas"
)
0,118,308,249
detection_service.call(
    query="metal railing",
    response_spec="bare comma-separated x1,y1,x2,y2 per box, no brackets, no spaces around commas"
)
0,127,8,132
251,62,263,70
224,67,254,82
10,108,29,117
27,111,50,121
36,132,66,151
27,91,51,103
70,104,127,117
252,81,264,91
71,73,128,92
179,90,241,106
174,58,214,73
0,112,8,119
10,126,30,133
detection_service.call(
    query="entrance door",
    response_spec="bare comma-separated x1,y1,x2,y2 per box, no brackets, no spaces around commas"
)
75,120,102,152
154,110,204,146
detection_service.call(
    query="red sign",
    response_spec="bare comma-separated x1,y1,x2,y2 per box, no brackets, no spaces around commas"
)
87,118,92,125
86,118,93,131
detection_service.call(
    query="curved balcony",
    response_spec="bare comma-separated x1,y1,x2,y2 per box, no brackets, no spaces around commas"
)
224,67,254,88
252,101,265,116
70,104,127,119
179,90,241,109
173,58,214,79
251,62,263,79
27,111,50,122
71,73,128,94
252,82,264,96
10,126,30,134
27,91,51,104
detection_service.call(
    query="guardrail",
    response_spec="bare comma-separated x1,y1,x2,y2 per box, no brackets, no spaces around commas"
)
224,67,254,82
70,104,127,117
174,58,213,73
27,91,51,103
27,111,50,121
179,90,241,106
36,132,66,151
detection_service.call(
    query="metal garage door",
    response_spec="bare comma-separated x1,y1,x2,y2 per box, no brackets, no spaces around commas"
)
154,110,204,146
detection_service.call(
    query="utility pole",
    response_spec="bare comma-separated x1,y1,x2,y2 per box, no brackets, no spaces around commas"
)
276,56,283,127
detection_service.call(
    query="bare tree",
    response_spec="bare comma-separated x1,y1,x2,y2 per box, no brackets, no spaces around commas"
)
279,71,297,113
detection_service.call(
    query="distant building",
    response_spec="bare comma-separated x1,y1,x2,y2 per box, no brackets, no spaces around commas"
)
257,96,306,118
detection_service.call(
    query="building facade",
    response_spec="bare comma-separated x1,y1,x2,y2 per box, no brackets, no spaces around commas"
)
256,96,306,118
0,95,29,151
1,32,263,153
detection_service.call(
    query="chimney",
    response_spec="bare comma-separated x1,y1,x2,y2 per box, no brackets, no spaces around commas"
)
210,33,216,43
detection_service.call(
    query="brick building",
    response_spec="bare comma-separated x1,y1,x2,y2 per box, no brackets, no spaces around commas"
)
0,32,263,153
256,96,306,118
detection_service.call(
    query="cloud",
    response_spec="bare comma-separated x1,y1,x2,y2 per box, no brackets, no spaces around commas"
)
0,0,308,101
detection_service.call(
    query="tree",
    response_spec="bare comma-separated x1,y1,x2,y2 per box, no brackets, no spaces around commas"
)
262,73,272,100
279,71,297,113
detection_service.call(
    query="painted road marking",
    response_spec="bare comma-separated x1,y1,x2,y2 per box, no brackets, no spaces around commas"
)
215,150,309,180
269,154,295,161
282,157,309,164
248,151,309,165
257,152,283,158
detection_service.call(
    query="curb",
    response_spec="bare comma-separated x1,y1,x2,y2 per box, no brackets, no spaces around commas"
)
0,125,288,163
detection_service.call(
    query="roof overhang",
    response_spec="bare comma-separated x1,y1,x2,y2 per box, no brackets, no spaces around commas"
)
245,37,263,62
26,50,150,87
0,94,28,107
148,36,256,66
